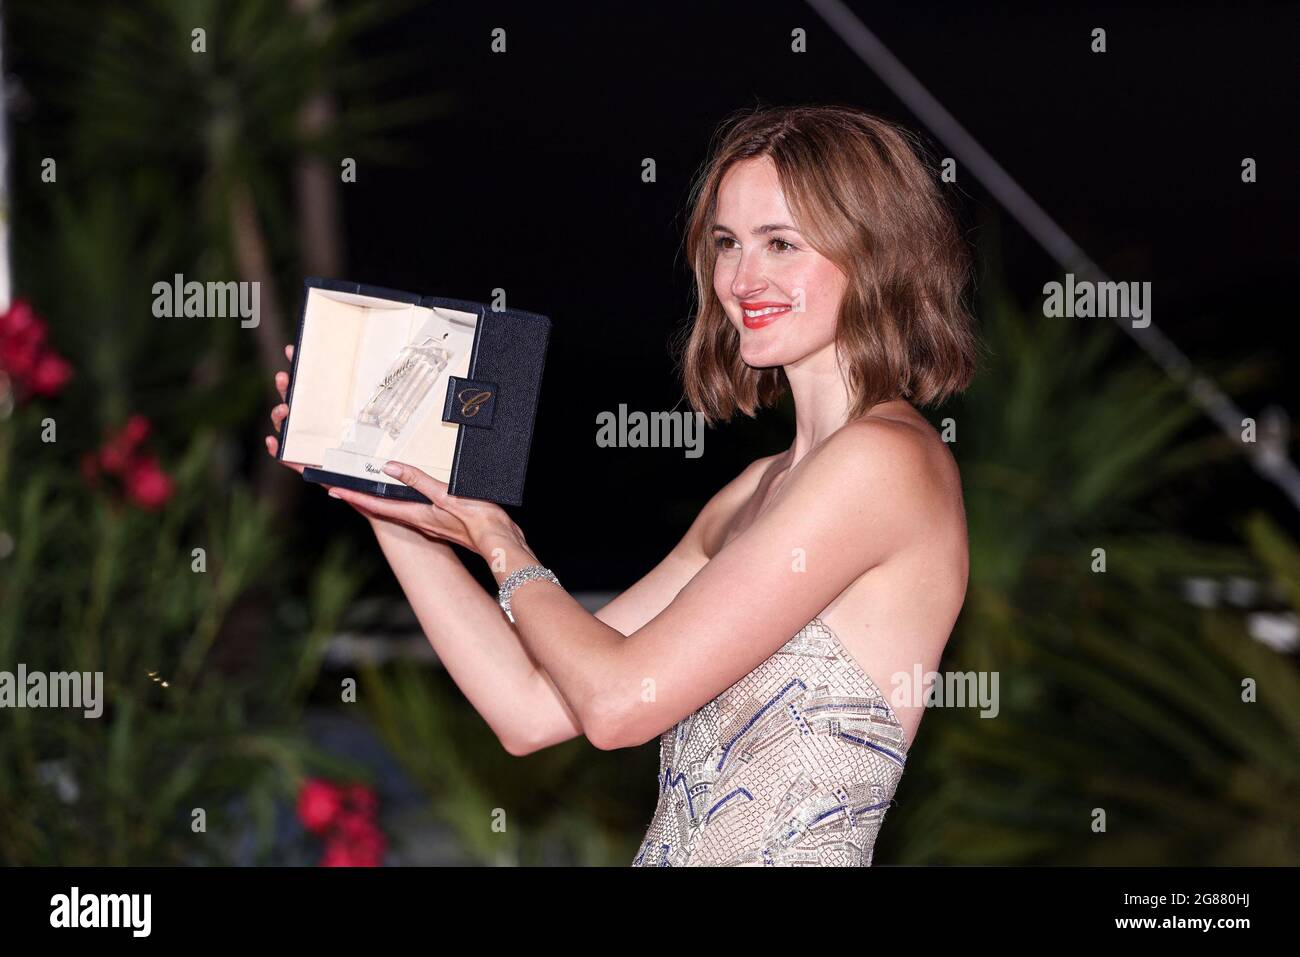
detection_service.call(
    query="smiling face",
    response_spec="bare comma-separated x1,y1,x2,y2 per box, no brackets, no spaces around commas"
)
710,156,848,369
681,107,976,426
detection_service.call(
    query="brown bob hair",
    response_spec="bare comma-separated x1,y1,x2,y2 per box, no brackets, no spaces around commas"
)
677,104,977,425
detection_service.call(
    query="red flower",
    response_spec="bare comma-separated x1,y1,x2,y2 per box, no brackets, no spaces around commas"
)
297,778,345,835
0,328,41,378
321,838,383,867
324,818,386,867
100,414,152,475
337,811,386,856
120,414,150,447
123,453,174,510
28,352,73,397
99,442,129,475
320,844,363,867
0,299,39,339
83,414,174,511
0,299,71,402
301,779,386,866
343,783,378,817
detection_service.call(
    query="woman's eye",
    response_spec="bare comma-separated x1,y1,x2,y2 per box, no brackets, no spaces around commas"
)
712,236,797,252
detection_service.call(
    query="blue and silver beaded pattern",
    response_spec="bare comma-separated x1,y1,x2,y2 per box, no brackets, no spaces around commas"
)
630,617,908,867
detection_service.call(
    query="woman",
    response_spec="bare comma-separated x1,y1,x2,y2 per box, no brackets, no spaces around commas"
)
266,104,975,866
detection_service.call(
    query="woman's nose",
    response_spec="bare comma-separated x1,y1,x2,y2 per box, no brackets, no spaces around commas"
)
730,253,767,299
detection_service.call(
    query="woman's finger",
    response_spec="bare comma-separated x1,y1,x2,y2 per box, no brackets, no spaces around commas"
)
328,485,442,530
325,486,413,524
264,435,305,474
327,485,471,547
276,370,289,402
284,343,295,362
379,461,450,506
320,484,372,518
271,403,288,433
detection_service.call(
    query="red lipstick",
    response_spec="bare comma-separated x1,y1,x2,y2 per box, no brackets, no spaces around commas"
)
739,300,791,329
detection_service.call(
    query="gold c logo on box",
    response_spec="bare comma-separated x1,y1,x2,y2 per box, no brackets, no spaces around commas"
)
458,388,493,417
443,376,497,428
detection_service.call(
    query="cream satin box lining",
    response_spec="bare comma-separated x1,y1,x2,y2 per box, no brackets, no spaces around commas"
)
278,287,478,488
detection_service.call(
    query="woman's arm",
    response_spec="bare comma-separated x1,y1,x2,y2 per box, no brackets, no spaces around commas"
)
327,455,774,754
455,420,944,750
363,517,587,755
363,481,728,755
268,342,580,755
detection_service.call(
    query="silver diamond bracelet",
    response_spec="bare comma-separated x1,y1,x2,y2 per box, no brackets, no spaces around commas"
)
497,564,562,624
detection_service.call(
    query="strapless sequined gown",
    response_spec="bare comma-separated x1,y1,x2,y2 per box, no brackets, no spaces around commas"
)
631,617,909,867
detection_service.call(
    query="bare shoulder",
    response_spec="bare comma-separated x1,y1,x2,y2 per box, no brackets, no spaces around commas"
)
814,409,962,506
784,409,966,564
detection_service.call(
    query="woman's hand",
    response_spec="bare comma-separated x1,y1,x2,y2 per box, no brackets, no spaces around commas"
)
264,343,305,475
263,343,405,528
324,463,522,558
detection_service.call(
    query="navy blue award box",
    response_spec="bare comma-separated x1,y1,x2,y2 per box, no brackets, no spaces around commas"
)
276,278,550,507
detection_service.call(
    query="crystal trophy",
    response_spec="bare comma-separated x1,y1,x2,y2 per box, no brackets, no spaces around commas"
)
357,335,454,439
319,317,456,479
